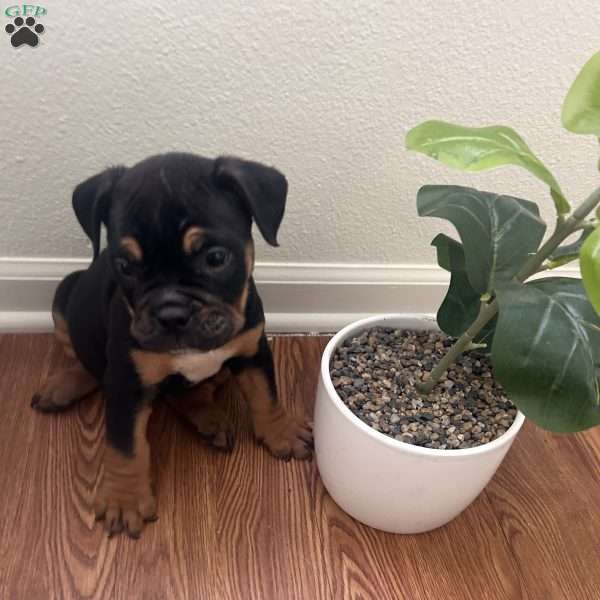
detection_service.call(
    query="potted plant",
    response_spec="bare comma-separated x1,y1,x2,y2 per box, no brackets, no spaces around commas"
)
314,51,600,533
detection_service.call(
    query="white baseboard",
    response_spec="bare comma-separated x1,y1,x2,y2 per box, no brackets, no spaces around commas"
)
0,257,580,333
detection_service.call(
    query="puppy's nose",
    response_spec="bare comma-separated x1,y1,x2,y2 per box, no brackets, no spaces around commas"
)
155,303,192,330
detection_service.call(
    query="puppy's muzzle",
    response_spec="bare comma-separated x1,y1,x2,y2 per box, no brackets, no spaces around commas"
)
199,309,230,337
154,299,230,337
131,288,238,351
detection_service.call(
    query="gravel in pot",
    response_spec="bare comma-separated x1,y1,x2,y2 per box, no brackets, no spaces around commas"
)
330,327,517,450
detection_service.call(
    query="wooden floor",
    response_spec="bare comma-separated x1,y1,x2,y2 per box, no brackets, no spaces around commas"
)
0,334,598,600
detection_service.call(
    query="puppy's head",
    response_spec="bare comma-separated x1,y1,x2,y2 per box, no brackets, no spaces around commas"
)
72,153,287,352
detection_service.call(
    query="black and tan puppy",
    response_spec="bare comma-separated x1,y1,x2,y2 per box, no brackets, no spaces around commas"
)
32,153,313,537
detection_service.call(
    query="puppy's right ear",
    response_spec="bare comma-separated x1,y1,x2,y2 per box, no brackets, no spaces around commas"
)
72,166,126,260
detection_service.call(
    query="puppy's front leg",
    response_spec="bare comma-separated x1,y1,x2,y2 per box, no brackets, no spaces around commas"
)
94,355,157,538
237,336,313,460
167,368,235,452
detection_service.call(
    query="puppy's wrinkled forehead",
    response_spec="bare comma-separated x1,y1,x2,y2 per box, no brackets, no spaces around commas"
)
111,155,251,254
72,152,287,263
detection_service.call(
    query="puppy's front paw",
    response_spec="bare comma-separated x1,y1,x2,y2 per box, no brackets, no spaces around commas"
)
195,406,236,453
256,415,313,461
168,395,236,452
94,480,157,539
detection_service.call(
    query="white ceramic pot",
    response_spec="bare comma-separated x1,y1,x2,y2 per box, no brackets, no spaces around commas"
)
314,314,525,534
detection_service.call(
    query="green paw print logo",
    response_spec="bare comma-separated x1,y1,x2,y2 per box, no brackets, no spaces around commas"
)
4,4,46,47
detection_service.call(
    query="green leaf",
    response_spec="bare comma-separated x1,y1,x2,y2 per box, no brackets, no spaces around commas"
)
432,234,496,345
580,225,600,315
406,120,570,214
431,233,465,272
562,51,600,137
528,278,600,356
432,234,478,334
418,185,546,294
492,278,600,432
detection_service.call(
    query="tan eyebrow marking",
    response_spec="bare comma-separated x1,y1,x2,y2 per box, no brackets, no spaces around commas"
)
121,236,143,261
182,226,205,254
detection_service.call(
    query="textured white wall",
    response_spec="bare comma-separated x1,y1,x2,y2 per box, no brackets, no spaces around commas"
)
1,0,598,264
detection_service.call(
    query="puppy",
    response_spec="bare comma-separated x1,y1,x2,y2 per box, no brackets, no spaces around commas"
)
32,153,313,538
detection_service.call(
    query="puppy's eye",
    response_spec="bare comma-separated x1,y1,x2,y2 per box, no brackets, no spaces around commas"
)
115,257,134,277
204,246,231,270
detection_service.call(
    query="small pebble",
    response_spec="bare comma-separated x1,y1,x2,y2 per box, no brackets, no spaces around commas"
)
331,327,516,450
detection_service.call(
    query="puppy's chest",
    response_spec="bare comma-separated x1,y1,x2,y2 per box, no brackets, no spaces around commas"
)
132,347,234,388
131,325,263,387
170,348,232,384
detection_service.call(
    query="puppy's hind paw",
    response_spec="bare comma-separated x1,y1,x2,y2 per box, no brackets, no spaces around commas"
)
31,366,97,413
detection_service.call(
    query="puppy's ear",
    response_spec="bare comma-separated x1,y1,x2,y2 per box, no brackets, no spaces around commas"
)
213,157,288,246
72,166,126,260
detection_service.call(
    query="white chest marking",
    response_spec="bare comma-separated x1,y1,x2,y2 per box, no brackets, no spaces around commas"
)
171,346,236,384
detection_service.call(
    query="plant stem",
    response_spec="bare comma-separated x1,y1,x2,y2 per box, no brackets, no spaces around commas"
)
417,299,497,393
418,185,600,393
516,186,600,281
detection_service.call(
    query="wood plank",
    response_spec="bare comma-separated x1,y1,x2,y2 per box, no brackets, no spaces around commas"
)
485,422,600,600
211,336,332,600
0,333,598,599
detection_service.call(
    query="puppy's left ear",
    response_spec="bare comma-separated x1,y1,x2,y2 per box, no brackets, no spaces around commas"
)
214,157,288,246
72,166,127,260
